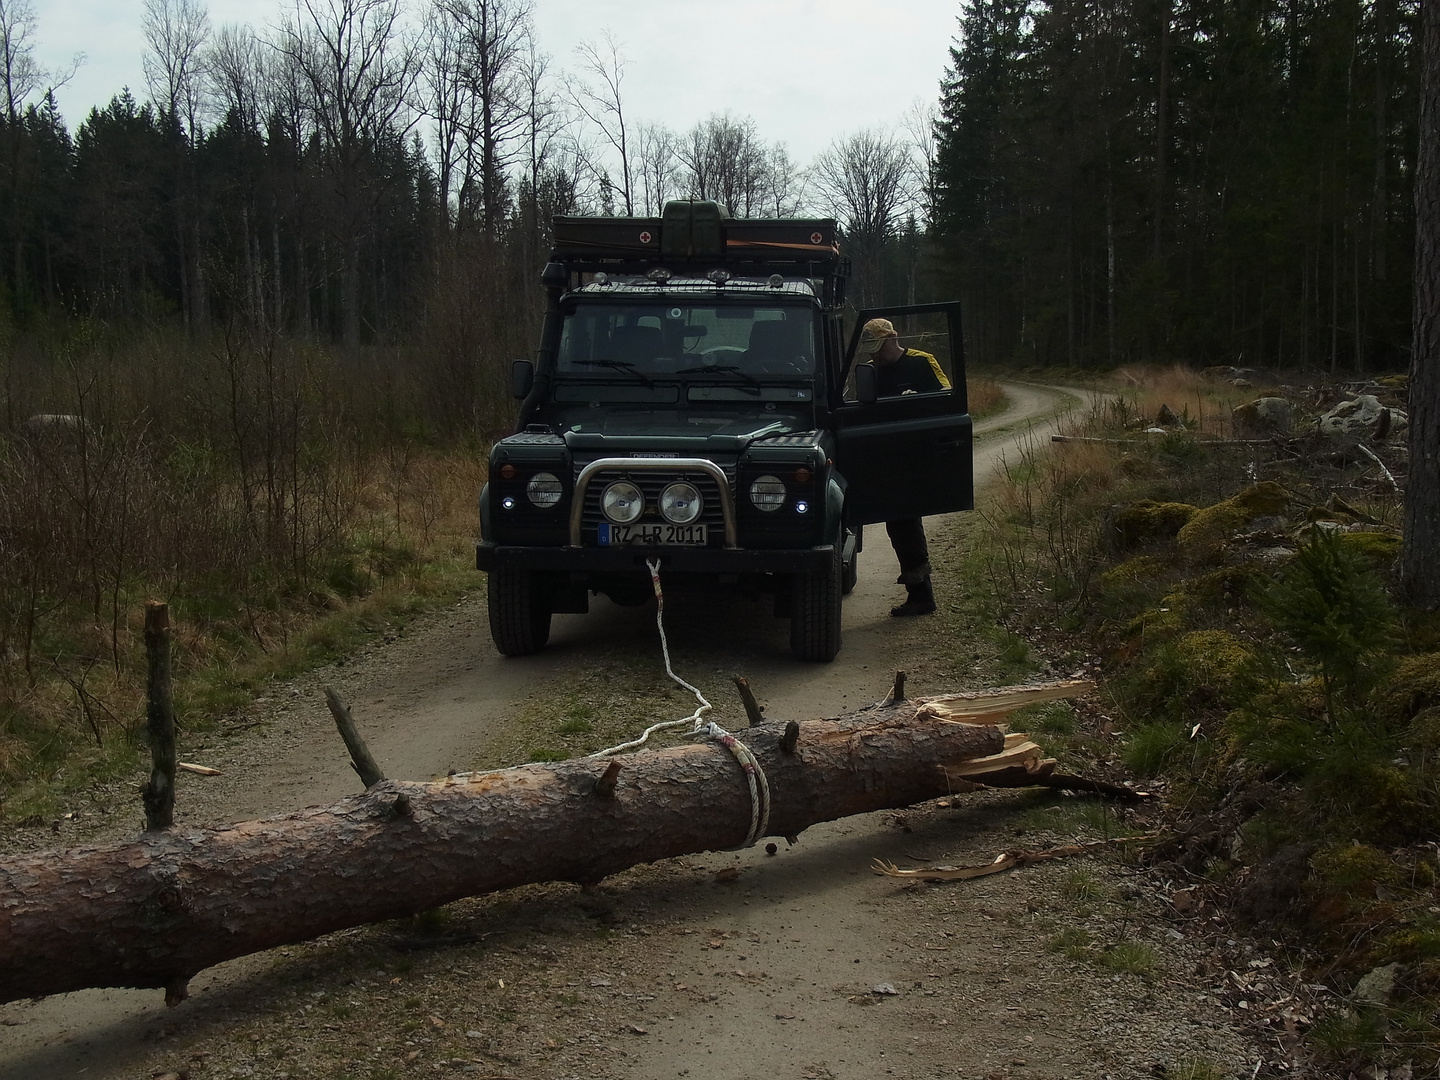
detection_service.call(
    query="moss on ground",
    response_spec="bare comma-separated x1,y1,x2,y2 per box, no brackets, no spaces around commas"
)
1176,481,1292,562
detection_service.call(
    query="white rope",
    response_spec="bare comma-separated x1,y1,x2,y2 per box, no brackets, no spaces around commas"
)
589,558,711,757
695,720,772,848
588,557,773,848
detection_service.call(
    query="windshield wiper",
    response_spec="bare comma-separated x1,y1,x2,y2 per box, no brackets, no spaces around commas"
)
572,358,654,387
673,364,762,390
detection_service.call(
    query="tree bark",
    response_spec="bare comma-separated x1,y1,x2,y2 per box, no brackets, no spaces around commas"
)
142,601,176,831
1403,0,1440,608
0,692,1064,1006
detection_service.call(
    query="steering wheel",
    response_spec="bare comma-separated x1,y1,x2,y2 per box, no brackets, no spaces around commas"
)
700,346,745,367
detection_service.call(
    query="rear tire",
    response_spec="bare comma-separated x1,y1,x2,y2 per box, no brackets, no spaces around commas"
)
790,543,842,662
488,567,552,656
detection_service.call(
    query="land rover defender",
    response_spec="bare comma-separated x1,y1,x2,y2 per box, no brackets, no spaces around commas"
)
476,200,973,662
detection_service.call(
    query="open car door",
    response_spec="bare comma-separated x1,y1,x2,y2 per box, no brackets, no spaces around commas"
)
832,302,973,527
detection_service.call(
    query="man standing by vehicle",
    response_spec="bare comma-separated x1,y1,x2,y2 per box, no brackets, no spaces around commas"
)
856,318,951,616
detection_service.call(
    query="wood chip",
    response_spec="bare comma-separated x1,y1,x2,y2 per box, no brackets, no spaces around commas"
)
177,762,222,776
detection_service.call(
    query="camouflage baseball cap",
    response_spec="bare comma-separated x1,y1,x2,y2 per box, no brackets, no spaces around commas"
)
857,318,897,355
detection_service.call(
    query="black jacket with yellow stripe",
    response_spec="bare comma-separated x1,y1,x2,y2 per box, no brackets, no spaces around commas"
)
874,348,951,396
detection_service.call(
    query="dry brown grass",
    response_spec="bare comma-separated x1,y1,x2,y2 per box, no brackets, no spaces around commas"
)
1107,363,1251,437
969,376,1007,419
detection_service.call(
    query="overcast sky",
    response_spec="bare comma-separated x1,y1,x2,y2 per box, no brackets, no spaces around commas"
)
32,0,963,164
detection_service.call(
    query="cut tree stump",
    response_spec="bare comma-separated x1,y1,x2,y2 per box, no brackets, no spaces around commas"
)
0,679,1091,1006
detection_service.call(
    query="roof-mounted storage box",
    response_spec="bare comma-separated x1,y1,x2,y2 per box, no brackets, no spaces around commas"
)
551,216,663,261
726,219,839,263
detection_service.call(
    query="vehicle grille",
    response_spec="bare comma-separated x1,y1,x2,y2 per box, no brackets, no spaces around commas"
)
578,464,734,543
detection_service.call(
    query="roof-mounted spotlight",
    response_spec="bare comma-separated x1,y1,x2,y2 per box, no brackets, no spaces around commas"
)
768,273,784,288
706,268,731,284
647,267,672,283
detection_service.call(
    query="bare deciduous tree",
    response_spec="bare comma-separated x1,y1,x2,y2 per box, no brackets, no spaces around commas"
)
425,0,532,233
762,143,807,218
633,121,677,216
567,29,632,215
903,98,939,229
273,0,421,347
205,23,267,133
810,128,917,304
0,0,79,122
676,112,769,217
142,0,211,143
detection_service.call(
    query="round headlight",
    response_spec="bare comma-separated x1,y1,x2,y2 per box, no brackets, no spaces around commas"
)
601,480,644,524
659,481,703,524
526,472,562,509
749,474,786,512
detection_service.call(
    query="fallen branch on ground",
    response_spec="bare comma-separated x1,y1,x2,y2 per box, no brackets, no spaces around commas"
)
872,835,1160,884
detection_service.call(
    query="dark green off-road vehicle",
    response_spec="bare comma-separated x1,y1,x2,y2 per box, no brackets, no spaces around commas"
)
476,200,973,662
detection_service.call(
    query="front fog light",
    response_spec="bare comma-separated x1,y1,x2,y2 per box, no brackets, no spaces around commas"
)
660,481,702,524
526,471,562,508
749,475,786,512
601,480,644,524
501,496,516,510
794,499,809,514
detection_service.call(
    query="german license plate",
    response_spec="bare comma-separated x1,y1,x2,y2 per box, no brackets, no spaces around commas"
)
598,522,708,546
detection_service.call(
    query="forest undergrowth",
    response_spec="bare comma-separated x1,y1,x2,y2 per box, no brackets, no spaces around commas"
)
975,364,1440,1076
0,316,504,821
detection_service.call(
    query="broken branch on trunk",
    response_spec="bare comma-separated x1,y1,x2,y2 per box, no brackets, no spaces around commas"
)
0,680,1093,1006
324,685,385,788
732,675,764,727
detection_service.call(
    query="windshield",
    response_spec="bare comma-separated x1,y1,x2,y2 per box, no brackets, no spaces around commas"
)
557,301,816,378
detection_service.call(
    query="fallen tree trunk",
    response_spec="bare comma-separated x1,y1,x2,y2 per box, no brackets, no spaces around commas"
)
0,680,1088,1006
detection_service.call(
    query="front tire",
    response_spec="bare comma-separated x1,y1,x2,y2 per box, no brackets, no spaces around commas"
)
488,567,552,656
790,543,842,662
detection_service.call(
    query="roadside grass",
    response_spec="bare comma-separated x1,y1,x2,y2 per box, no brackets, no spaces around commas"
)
0,447,488,823
967,375,1007,420
973,362,1439,1073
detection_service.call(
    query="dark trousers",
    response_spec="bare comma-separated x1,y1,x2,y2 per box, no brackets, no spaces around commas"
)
885,518,930,577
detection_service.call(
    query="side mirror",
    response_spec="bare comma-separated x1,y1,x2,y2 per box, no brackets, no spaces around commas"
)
853,362,878,405
509,359,534,399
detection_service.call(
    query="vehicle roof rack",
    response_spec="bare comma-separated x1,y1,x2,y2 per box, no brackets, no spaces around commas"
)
550,200,841,277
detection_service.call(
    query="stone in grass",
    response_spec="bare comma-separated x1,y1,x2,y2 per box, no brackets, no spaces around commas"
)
1352,962,1400,1007
1233,396,1295,437
1317,394,1408,442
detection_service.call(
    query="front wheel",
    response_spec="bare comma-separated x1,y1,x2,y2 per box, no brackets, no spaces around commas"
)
488,567,552,656
790,544,842,662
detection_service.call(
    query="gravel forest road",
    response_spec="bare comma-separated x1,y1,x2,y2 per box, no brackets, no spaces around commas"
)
0,384,1265,1080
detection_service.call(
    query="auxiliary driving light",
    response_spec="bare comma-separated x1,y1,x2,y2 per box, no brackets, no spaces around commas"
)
794,500,810,514
501,496,517,510
601,480,644,524
659,481,703,525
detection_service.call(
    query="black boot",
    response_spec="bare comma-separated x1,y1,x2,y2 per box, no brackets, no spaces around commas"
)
889,578,936,617
895,561,932,587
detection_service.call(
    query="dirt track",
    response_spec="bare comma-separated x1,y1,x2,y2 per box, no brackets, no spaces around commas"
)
0,384,1267,1080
